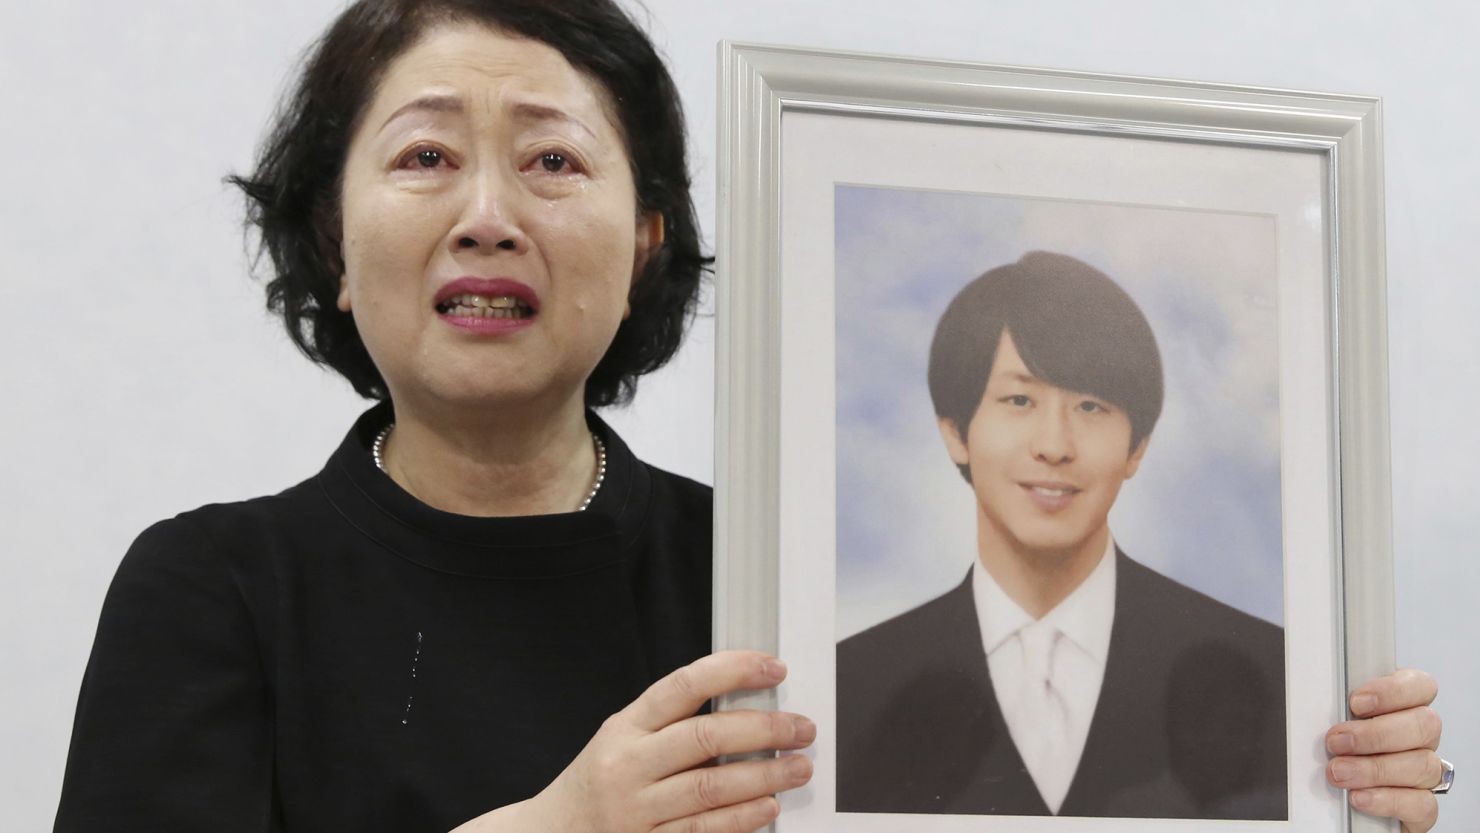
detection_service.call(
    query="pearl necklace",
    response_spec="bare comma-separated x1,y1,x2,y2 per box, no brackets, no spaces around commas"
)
371,423,607,512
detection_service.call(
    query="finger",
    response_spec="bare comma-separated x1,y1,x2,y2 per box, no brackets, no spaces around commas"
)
644,755,812,822
1327,706,1442,756
1348,787,1437,833
642,710,816,776
625,652,786,733
1327,749,1446,791
651,795,781,833
1349,669,1438,717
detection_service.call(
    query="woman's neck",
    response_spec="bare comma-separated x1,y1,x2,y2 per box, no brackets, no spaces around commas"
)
378,393,599,518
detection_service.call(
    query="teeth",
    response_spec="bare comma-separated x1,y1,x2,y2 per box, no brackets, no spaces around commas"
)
438,293,533,319
444,304,527,319
1030,486,1073,497
443,293,523,309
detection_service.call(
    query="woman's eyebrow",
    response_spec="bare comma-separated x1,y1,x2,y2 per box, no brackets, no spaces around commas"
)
508,101,598,141
379,93,464,133
376,96,599,141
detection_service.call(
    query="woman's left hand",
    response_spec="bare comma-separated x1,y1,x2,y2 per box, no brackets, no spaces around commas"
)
1325,669,1443,833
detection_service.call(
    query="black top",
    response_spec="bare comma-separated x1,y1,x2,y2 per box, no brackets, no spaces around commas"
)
54,405,713,833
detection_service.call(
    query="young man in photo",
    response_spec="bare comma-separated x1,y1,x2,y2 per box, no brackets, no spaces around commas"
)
835,251,1287,819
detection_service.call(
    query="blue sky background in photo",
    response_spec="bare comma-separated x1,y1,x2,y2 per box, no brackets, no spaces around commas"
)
835,184,1285,640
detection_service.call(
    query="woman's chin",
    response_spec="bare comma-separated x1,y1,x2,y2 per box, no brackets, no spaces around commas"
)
394,373,586,418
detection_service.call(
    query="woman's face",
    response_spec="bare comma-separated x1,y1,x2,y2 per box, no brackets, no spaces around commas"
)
337,23,659,415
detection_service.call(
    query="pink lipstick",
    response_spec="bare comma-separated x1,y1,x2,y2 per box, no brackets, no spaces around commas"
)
434,277,539,334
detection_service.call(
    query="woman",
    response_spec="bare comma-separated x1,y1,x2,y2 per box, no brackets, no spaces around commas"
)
53,1,1446,832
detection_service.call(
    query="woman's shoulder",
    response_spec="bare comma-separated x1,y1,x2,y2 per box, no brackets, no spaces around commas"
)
144,471,325,541
176,472,331,532
626,460,713,567
642,462,712,503
112,474,332,599
640,459,713,520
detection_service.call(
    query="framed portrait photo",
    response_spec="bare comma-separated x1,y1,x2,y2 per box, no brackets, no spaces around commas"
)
713,44,1395,833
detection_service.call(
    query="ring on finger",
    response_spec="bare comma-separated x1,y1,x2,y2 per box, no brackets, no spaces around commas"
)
1432,758,1455,795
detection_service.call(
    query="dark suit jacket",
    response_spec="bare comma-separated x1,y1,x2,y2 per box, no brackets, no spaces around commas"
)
836,551,1287,818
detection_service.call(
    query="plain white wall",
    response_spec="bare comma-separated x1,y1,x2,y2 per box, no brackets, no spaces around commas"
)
3,1,1474,830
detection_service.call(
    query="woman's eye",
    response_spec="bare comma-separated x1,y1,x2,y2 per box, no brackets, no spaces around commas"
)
398,147,452,171
539,152,572,173
1003,395,1031,407
1078,400,1107,413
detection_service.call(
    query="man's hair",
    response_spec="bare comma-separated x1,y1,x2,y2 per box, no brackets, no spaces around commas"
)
229,0,707,407
927,251,1164,477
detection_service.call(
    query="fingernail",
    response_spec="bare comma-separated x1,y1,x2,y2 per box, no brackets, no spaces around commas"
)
784,755,813,782
1327,731,1355,755
1351,693,1377,715
1350,790,1372,810
763,658,787,681
1330,760,1357,784
793,716,817,743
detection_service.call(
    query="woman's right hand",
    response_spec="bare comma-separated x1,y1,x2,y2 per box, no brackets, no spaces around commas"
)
482,651,815,833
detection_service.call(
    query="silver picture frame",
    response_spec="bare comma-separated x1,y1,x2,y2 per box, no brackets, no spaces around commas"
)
713,42,1393,833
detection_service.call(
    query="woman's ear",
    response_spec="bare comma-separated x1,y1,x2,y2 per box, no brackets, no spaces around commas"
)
626,211,664,320
336,274,352,313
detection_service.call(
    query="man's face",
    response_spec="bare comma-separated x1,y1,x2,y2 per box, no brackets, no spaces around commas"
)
939,329,1147,564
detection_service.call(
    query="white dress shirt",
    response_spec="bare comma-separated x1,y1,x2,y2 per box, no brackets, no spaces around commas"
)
971,536,1117,813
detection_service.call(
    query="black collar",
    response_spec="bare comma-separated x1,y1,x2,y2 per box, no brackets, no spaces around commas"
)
315,403,652,579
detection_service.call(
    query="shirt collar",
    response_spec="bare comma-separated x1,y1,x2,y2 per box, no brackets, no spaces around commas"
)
972,535,1117,664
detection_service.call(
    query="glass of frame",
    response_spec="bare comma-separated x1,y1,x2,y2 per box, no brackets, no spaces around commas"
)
713,43,1395,833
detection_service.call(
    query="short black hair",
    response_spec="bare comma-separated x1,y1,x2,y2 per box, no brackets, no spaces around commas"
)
229,0,707,406
927,251,1164,475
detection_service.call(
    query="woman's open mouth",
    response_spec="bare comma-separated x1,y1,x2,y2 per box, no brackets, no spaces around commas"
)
432,278,540,332
436,293,535,320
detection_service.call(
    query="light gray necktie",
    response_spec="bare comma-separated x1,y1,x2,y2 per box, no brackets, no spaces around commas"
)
1015,620,1075,812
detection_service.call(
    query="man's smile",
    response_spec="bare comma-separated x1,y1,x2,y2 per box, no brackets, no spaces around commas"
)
1018,480,1082,512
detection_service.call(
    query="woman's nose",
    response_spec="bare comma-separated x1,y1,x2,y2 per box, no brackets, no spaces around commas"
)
448,169,530,256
